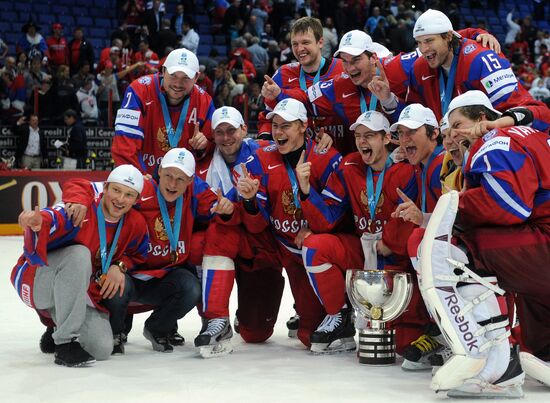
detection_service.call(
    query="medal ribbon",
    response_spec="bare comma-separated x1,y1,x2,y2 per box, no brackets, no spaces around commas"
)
438,45,460,115
359,88,379,114
283,144,311,215
155,74,190,147
366,155,393,222
96,200,125,274
421,145,443,213
156,185,183,255
299,57,326,92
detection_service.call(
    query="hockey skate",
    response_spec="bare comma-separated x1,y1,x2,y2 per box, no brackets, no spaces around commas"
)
519,350,550,387
402,325,446,371
310,308,356,355
112,333,125,355
194,317,233,359
447,347,525,398
54,339,96,367
168,329,185,346
40,327,55,354
143,327,174,353
286,305,299,338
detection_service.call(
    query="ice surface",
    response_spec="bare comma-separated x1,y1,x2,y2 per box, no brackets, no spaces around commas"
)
0,236,548,403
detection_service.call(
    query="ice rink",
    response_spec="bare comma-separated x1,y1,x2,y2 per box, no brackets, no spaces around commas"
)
1,235,548,403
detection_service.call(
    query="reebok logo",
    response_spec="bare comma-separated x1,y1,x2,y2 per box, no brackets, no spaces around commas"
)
422,75,435,81
342,92,356,99
444,291,479,351
268,164,282,170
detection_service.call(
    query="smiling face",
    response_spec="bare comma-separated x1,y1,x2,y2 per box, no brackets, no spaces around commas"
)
102,183,139,221
448,108,487,153
396,125,438,166
214,122,247,163
158,166,193,202
354,127,390,170
416,33,453,69
339,51,377,88
162,69,198,105
271,115,307,154
441,126,463,166
291,28,323,71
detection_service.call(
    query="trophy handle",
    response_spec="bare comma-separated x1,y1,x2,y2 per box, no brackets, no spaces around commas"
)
345,270,365,315
381,272,413,321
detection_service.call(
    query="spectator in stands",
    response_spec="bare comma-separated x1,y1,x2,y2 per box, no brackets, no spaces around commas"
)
522,15,538,59
197,65,214,96
260,23,275,48
170,3,186,36
144,0,164,53
228,49,256,82
1,58,26,123
68,27,95,77
156,19,178,58
505,10,521,48
24,54,52,101
321,17,338,59
0,36,9,64
364,6,387,35
529,76,550,101
76,77,99,126
388,18,415,54
71,61,94,92
199,48,219,74
510,32,531,63
181,19,200,54
52,65,79,124
46,23,69,72
231,73,249,113
214,83,233,108
63,109,87,169
251,1,269,36
36,78,55,125
247,36,269,82
14,113,48,169
223,0,244,34
17,20,48,59
99,39,124,72
212,60,231,95
134,39,160,75
247,81,262,123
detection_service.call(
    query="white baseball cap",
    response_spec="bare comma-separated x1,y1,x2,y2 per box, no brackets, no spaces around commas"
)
163,48,200,79
212,106,245,130
266,98,308,122
447,90,502,118
350,111,390,133
160,147,196,177
439,114,450,132
107,164,144,194
390,104,439,132
334,30,391,58
413,9,461,39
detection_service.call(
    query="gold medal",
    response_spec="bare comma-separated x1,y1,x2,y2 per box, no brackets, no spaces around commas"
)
171,249,179,264
293,208,302,221
370,306,383,320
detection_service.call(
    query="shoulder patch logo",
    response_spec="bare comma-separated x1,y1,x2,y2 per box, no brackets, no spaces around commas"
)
138,76,152,85
263,144,277,152
463,44,477,55
482,129,498,141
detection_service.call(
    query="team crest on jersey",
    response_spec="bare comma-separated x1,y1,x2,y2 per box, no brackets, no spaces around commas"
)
157,128,171,152
154,215,170,241
263,144,277,152
360,189,384,214
482,129,498,141
289,62,299,68
463,44,477,55
138,76,152,85
281,189,301,218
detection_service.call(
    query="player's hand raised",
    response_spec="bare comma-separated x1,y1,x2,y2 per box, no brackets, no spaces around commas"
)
392,188,423,226
18,206,43,232
261,75,281,100
211,189,235,215
189,123,208,151
237,163,260,200
295,150,311,195
367,58,392,102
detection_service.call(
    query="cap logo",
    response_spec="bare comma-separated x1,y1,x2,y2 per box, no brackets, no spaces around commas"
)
278,100,288,110
176,151,186,163
343,33,353,46
401,106,412,120
123,176,135,186
221,108,229,118
179,52,188,66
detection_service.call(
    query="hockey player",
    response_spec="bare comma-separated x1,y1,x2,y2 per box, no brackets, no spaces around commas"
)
112,48,215,176
418,90,550,397
298,111,433,354
11,165,149,367
237,98,343,348
409,9,550,131
193,107,285,358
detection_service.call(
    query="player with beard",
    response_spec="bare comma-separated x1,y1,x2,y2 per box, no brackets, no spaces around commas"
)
112,48,215,176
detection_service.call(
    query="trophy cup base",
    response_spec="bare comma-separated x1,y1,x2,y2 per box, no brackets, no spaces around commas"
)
358,328,396,365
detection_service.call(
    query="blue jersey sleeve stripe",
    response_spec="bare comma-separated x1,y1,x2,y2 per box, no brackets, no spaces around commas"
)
115,124,144,138
482,173,531,220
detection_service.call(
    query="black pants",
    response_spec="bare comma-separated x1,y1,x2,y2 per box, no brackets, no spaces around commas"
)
103,268,201,337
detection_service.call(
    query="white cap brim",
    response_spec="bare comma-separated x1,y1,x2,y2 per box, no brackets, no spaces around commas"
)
164,65,197,79
349,121,387,132
160,163,194,177
212,118,243,130
334,46,364,57
390,119,424,132
266,110,307,122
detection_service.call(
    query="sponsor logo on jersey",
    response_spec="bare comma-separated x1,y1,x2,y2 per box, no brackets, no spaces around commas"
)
288,77,298,83
471,136,510,166
268,163,282,170
141,195,155,202
463,44,477,55
199,168,209,175
22,284,32,307
115,109,141,125
481,68,516,94
138,76,152,85
343,92,356,98
307,83,322,102
421,75,435,81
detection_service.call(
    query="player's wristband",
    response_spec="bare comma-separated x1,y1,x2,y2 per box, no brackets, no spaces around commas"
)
380,93,398,112
243,198,259,214
501,108,533,127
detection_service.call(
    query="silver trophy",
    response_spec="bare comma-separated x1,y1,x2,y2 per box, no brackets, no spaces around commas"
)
346,269,412,365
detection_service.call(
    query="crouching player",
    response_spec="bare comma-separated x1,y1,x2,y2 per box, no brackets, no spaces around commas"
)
11,165,149,366
419,90,550,397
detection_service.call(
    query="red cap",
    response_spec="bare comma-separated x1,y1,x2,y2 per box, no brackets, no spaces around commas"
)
52,23,63,30
104,60,114,69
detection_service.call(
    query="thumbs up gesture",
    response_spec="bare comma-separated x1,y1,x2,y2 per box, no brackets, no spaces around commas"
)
295,150,311,195
189,123,207,151
18,206,43,232
211,188,235,215
261,75,281,100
